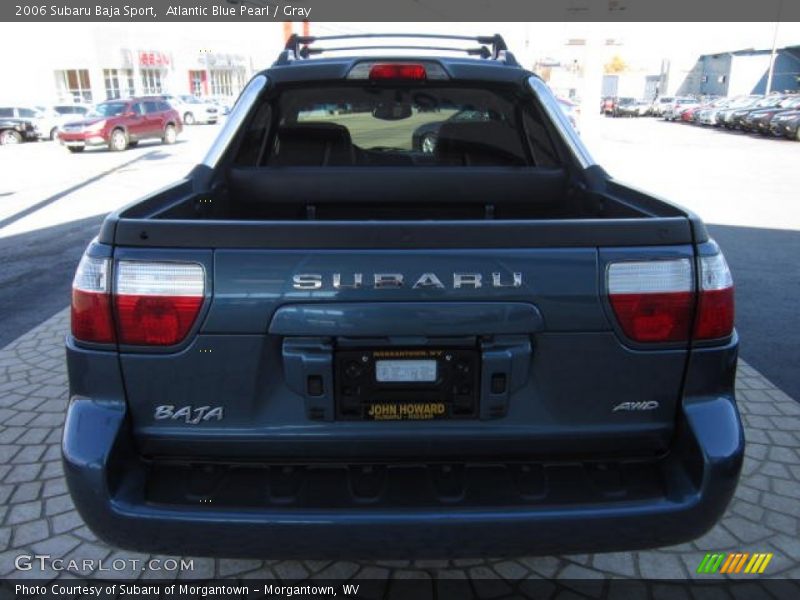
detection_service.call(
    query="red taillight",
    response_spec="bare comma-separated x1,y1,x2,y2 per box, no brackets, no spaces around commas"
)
71,256,115,343
610,291,694,342
114,261,205,346
369,63,427,81
608,253,734,344
608,259,694,343
115,295,203,345
694,253,735,340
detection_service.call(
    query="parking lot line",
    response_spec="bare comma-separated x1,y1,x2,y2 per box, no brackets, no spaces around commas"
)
0,150,161,230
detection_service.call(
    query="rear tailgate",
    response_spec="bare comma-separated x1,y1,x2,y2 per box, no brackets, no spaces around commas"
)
115,242,695,460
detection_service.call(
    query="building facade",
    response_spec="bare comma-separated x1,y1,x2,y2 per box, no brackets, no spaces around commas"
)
675,47,800,97
0,24,284,106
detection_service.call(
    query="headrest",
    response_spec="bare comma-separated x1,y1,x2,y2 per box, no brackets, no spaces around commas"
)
434,120,526,166
271,122,354,166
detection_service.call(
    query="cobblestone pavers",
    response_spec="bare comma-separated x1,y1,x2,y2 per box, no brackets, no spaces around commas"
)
1,308,799,591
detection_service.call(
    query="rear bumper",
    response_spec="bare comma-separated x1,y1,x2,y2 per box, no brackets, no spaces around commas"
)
58,132,107,147
63,339,744,559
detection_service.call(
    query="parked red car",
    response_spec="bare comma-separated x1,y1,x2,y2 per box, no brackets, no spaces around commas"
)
58,97,182,153
680,106,702,123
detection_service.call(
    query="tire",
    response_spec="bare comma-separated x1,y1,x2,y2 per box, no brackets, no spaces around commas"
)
183,112,195,125
162,124,177,145
67,147,84,153
0,129,22,145
50,127,59,141
109,128,128,152
420,133,437,154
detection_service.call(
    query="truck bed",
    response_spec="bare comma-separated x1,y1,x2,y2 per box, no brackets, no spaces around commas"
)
100,166,705,249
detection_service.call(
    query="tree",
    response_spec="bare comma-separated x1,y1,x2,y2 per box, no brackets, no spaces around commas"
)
604,55,627,74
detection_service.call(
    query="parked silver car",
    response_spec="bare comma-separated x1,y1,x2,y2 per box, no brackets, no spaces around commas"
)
159,94,219,125
694,98,733,126
649,96,674,116
663,98,702,121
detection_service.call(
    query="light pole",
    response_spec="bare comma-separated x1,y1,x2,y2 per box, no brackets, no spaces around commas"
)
765,0,783,94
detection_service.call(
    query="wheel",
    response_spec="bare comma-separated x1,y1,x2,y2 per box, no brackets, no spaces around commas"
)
420,133,437,154
183,112,195,125
162,124,177,145
0,129,22,145
109,128,128,152
67,147,84,153
50,127,59,141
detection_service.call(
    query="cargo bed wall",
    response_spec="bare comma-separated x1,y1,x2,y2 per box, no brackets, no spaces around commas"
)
103,168,701,249
150,167,671,222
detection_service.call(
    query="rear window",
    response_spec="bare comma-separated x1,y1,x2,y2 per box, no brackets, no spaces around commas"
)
91,102,128,117
238,85,559,167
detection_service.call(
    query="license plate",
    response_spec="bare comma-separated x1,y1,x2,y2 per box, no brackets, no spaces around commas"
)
335,348,479,421
375,359,437,383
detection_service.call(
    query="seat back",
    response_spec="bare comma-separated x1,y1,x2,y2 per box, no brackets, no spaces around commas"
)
269,122,355,166
434,120,527,166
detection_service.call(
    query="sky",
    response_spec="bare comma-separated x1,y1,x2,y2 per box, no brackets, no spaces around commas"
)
311,22,800,72
5,22,799,73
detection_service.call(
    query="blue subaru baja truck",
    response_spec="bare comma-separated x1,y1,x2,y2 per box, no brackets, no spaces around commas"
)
63,34,743,558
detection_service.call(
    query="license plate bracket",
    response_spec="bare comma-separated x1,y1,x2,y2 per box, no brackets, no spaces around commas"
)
335,348,480,421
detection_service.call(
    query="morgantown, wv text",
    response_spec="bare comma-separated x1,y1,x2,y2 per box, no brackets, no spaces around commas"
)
167,4,312,18
16,583,360,597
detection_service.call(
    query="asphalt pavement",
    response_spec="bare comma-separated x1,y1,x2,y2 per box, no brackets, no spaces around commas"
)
0,126,219,347
0,116,798,399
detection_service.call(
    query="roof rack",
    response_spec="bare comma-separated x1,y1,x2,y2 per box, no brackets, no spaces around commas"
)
276,33,518,66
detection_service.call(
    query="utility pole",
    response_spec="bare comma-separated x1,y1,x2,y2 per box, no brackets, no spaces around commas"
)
765,1,783,94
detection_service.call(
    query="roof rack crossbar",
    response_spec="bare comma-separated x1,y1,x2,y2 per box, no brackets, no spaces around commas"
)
298,45,492,59
283,33,510,62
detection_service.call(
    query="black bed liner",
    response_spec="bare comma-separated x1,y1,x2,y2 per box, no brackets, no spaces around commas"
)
100,165,705,249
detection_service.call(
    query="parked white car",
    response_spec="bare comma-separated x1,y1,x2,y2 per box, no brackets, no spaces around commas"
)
159,94,219,125
0,104,92,140
37,104,92,140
